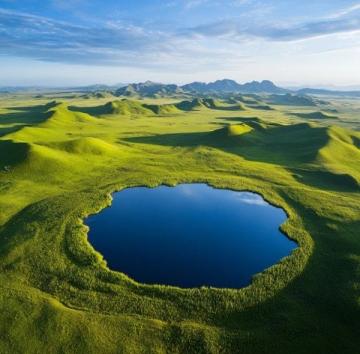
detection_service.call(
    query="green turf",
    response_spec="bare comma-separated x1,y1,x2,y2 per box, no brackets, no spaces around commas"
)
290,111,338,120
0,94,359,353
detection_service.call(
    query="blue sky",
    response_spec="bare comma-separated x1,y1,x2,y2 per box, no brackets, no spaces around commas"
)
0,0,359,86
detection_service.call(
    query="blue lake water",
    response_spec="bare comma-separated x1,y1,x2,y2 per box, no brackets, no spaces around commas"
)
86,184,297,288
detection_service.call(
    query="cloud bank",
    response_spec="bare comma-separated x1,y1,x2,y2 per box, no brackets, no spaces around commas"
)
0,3,359,67
188,6,360,41
0,9,171,65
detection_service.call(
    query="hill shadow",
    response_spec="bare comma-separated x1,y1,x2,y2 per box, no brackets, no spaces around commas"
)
291,169,359,192
290,112,338,120
209,105,246,111
125,123,328,167
125,124,359,192
0,102,55,137
0,140,29,170
68,104,110,117
216,116,266,124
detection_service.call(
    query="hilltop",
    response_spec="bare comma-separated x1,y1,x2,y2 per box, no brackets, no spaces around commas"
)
115,81,183,97
266,93,318,106
182,79,287,94
69,98,249,117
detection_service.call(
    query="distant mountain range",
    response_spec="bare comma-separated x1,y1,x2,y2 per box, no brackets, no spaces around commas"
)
1,79,360,97
181,79,286,94
114,79,288,97
114,79,360,97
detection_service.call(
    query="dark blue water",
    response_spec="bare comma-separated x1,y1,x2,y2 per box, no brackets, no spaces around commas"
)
86,184,296,288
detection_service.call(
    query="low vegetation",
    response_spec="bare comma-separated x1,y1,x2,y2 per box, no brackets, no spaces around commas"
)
0,93,359,353
290,111,338,120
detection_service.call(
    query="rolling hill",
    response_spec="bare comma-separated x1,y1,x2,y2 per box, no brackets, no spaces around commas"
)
70,98,248,116
266,93,318,106
128,118,360,189
291,111,338,120
115,81,183,97
0,96,359,354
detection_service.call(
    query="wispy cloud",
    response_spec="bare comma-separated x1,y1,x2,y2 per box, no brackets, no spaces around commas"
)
235,192,268,206
0,3,359,69
0,7,252,68
0,8,173,65
187,5,360,41
329,2,360,18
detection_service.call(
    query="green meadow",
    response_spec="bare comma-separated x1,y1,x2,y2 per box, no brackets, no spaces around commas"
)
0,93,359,353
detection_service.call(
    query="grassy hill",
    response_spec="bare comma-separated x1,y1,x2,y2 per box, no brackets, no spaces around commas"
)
0,95,359,353
291,111,338,120
129,117,360,189
70,99,158,117
0,139,29,170
266,93,318,106
70,98,248,116
248,104,275,111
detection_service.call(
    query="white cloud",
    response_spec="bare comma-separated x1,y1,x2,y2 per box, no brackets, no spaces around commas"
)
0,3,359,85
187,5,360,41
235,193,268,206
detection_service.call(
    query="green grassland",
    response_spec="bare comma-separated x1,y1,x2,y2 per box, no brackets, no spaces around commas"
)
0,93,359,353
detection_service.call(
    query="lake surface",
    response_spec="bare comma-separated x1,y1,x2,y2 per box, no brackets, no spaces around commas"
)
86,184,297,288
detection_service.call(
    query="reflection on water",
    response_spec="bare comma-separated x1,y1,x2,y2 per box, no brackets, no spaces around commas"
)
86,184,297,288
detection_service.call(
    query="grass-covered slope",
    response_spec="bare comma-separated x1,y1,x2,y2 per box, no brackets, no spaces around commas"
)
0,139,29,169
0,96,359,353
291,111,338,120
143,103,182,115
70,98,248,117
53,137,120,155
267,93,318,106
131,118,360,189
70,99,156,117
